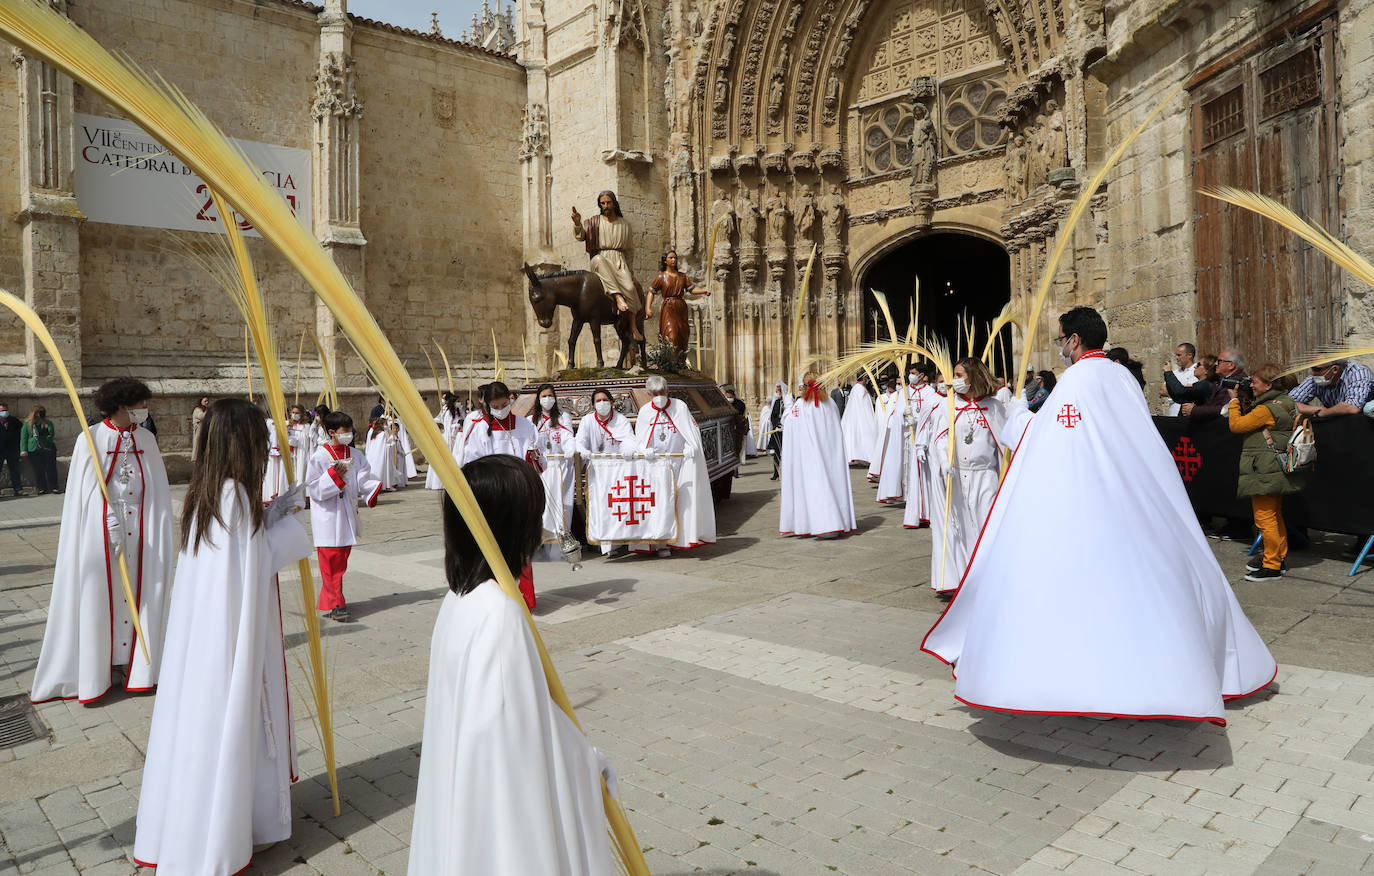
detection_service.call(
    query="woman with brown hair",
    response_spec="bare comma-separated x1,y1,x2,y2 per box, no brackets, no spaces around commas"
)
918,357,1010,593
134,399,310,874
1227,363,1305,582
20,405,59,494
646,249,710,355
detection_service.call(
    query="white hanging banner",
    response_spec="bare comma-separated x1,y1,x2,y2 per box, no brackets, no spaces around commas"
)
585,458,677,546
74,113,311,238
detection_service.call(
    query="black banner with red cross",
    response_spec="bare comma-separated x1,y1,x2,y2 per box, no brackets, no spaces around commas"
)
1153,414,1374,536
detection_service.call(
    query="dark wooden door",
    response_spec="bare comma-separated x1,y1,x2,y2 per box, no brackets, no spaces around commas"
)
1189,19,1340,365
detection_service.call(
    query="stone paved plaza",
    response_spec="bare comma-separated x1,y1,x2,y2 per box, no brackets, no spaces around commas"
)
3,460,1374,875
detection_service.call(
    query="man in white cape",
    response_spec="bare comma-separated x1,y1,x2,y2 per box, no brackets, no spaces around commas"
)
921,307,1276,724
134,477,312,874
839,375,878,464
780,376,856,537
633,376,716,554
32,381,175,704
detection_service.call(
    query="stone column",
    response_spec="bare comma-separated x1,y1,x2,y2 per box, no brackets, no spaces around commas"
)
14,8,85,391
313,0,367,392
517,0,559,374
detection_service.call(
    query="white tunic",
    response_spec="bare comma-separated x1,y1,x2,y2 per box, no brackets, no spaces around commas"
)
902,386,941,529
866,390,897,481
633,399,716,550
575,411,635,556
425,408,462,490
31,421,176,703
304,444,382,548
921,394,1008,592
409,583,612,874
365,426,404,491
779,390,856,537
587,215,641,311
263,419,295,502
922,353,1277,723
462,414,539,466
535,411,576,540
839,383,878,464
450,409,487,469
133,483,312,875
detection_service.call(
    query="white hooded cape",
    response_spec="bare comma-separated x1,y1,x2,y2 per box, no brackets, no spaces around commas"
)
32,421,176,704
133,484,312,875
866,390,896,481
409,583,612,875
634,398,716,549
839,382,878,464
921,353,1277,724
779,389,856,536
425,408,460,490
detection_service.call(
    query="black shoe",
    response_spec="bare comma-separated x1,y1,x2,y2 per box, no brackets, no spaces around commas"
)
323,606,352,622
1245,558,1287,573
1244,567,1284,582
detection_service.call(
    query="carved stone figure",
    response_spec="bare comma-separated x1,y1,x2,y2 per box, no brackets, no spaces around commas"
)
794,186,817,240
768,73,785,120
714,70,729,110
669,135,696,254
824,72,841,110
519,103,549,160
710,196,736,263
1043,98,1067,174
820,184,846,246
765,190,790,243
717,24,737,67
1003,133,1026,202
737,191,761,248
909,103,937,186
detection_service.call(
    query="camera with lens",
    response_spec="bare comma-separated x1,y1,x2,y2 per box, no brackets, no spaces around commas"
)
1219,375,1253,391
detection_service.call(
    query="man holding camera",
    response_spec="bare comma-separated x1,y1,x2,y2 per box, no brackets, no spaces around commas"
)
1289,359,1373,419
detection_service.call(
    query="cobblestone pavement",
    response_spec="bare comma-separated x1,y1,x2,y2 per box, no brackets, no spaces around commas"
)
2,460,1374,875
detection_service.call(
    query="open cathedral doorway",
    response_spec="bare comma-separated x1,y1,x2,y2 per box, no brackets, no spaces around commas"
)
860,232,1012,375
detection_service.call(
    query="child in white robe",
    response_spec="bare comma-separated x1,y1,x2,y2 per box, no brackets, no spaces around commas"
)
921,358,1009,593
409,453,616,875
134,399,311,876
306,411,382,622
365,418,404,492
31,378,175,705
532,384,576,554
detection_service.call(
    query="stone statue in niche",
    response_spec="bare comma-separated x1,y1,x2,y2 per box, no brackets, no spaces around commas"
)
794,186,817,241
820,184,846,247
768,72,786,121
909,102,937,187
736,190,761,249
714,70,729,110
717,23,737,67
824,72,841,111
710,195,736,262
1043,98,1067,175
1003,132,1026,203
765,189,790,245
669,135,696,255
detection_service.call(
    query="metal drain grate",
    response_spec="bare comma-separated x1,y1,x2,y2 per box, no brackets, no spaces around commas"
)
0,695,49,749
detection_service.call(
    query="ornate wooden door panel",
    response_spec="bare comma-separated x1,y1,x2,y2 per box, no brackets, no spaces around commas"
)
1189,18,1340,364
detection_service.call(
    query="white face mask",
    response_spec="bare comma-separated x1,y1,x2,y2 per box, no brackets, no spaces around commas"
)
907,374,920,385
334,431,353,445
540,396,556,411
291,412,302,422
1313,374,1332,387
936,381,947,393
951,378,969,395
489,404,510,419
1059,340,1074,367
652,395,669,410
130,408,150,425
594,400,613,418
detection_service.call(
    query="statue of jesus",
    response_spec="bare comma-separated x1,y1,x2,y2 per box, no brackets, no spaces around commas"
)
572,190,644,341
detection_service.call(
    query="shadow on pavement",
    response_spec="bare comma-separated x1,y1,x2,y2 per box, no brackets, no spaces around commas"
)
967,712,1235,772
535,577,637,614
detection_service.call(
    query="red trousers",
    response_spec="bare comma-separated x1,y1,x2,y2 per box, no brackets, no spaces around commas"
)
317,546,352,610
519,561,536,611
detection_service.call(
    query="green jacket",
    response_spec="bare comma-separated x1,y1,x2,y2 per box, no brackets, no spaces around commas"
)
20,420,56,454
1235,390,1304,498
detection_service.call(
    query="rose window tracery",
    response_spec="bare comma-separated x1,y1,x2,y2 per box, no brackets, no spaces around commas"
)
861,102,915,175
940,78,1006,154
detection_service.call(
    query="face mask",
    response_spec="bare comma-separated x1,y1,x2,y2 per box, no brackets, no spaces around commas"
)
1059,341,1073,367
130,408,150,425
335,431,354,444
907,374,919,385
1313,375,1331,387
594,400,613,417
291,413,302,422
652,395,669,410
540,396,556,411
489,404,510,419
0,412,7,419
951,378,969,395
936,381,947,393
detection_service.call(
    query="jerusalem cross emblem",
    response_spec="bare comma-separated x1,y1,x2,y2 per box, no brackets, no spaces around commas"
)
607,475,656,525
1172,437,1202,482
1056,404,1083,428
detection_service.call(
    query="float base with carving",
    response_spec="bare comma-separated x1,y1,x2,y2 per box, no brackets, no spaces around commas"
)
512,371,743,501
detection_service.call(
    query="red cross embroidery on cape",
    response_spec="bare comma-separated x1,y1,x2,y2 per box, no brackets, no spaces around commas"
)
608,475,656,525
1056,404,1083,428
1172,437,1202,482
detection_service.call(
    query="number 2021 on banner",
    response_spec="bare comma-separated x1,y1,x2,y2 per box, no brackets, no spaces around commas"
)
194,181,298,232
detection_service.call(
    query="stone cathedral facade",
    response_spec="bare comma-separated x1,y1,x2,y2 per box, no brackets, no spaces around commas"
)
3,0,1374,462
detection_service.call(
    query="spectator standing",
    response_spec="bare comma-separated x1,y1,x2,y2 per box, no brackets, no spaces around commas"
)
830,383,848,417
1190,348,1247,420
1228,364,1304,581
21,406,60,495
1161,343,1199,416
1289,359,1374,420
1107,347,1147,390
0,401,23,496
1027,370,1056,412
1169,355,1221,416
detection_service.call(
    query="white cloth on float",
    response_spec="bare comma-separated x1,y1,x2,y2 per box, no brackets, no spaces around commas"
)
133,483,312,875
919,394,1008,592
575,411,636,556
779,389,856,537
31,421,175,704
839,382,878,464
921,353,1277,724
633,398,716,550
408,582,613,875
